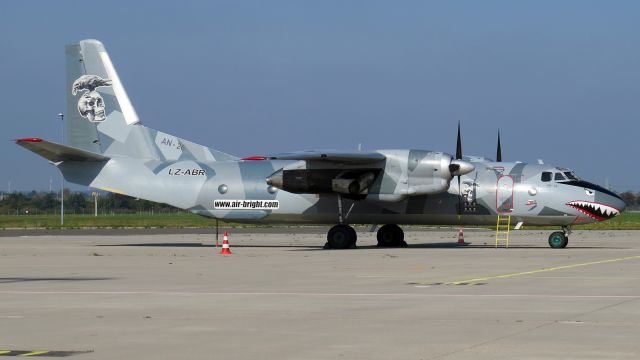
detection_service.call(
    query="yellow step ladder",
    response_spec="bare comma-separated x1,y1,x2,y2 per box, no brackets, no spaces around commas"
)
495,214,511,248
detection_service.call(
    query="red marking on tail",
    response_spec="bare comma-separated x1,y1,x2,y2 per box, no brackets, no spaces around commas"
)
241,156,267,161
15,137,43,143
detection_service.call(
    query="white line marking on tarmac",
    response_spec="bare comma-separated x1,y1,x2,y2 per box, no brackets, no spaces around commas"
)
0,291,638,299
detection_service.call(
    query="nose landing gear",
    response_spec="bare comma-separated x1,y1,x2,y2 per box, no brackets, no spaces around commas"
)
548,226,571,249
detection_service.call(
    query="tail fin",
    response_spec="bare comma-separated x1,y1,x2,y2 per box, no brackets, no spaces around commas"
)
66,39,140,153
65,39,236,162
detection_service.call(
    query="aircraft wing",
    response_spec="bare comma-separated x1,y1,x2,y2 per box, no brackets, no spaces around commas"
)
262,150,386,164
15,138,109,162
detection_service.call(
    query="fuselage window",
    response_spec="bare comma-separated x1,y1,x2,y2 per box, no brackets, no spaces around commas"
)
554,172,566,181
541,172,552,182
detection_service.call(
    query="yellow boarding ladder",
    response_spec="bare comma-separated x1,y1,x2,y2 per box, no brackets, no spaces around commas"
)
495,214,511,248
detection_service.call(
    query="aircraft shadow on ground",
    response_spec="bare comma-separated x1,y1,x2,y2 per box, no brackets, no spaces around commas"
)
288,243,621,251
97,242,620,250
98,243,323,249
0,277,115,284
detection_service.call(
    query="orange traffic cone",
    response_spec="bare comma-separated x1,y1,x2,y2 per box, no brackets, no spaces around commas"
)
457,228,465,245
220,231,232,254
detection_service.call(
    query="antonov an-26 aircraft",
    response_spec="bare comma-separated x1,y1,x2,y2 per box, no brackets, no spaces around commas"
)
17,40,626,249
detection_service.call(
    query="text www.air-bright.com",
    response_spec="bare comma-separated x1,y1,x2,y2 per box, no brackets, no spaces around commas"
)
214,200,279,210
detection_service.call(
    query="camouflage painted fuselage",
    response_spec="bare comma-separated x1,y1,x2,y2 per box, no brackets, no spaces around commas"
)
59,147,625,227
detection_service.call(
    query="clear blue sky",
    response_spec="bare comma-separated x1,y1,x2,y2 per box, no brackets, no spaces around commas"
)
1,1,638,192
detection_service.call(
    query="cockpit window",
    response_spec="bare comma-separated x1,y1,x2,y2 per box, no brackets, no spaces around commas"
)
554,172,566,181
564,171,579,180
541,172,552,182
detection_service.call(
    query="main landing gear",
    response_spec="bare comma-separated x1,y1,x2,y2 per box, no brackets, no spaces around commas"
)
548,226,571,249
324,194,359,249
324,195,407,249
325,224,358,249
376,224,407,247
324,224,407,249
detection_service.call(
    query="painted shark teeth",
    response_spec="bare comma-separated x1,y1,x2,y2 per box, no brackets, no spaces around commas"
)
566,201,620,221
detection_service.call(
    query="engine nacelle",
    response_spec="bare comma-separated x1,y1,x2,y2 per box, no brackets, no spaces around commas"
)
405,151,474,196
265,151,474,200
266,167,379,195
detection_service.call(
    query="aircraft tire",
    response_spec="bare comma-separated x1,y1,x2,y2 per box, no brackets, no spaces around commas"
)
376,224,406,247
326,225,357,249
548,231,568,249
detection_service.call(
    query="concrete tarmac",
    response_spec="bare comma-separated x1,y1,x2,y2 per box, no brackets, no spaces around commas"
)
1,228,639,359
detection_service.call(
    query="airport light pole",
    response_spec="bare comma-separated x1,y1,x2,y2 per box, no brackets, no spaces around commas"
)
59,113,64,226
92,192,99,217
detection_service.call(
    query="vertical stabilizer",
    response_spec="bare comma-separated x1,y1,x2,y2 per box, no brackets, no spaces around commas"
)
65,40,140,154
65,39,236,163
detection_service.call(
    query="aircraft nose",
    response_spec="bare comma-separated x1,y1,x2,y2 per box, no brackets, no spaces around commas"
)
564,181,626,221
596,187,626,215
609,193,627,213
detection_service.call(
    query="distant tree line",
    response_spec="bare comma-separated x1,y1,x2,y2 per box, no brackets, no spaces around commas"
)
619,191,640,211
0,191,182,215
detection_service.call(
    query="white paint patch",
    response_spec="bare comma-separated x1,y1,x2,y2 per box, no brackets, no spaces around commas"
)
99,51,140,125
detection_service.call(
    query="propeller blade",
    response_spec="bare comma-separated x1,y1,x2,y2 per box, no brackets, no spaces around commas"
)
456,122,462,160
496,131,502,162
457,175,462,216
455,122,463,217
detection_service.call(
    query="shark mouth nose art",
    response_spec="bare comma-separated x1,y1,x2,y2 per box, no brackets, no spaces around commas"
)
566,201,620,221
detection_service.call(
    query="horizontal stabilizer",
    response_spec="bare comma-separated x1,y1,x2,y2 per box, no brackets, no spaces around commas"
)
15,138,109,162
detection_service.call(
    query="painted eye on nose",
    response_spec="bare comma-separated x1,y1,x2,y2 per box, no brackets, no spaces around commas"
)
585,189,595,196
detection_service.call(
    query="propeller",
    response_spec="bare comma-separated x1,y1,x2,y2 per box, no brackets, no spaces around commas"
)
448,122,474,217
496,131,502,162
448,123,473,176
448,123,463,174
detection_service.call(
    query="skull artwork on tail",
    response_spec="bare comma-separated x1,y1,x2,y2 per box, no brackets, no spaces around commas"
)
72,75,112,122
